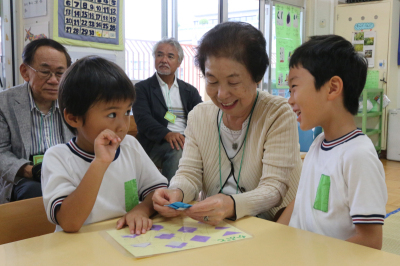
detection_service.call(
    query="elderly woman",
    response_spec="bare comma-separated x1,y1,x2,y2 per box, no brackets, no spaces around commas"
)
153,22,302,224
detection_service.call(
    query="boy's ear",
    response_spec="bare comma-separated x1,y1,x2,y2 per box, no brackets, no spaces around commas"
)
327,76,343,101
63,109,82,128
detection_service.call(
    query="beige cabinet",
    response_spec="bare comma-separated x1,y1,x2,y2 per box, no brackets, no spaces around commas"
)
335,0,400,150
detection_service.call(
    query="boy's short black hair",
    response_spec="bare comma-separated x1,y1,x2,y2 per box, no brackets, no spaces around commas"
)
289,34,368,115
195,21,269,83
22,38,72,67
59,56,136,134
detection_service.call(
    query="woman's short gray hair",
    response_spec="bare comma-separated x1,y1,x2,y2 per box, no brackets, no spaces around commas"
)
152,38,184,63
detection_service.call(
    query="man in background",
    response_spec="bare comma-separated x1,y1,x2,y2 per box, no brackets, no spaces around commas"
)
0,38,73,203
133,38,202,181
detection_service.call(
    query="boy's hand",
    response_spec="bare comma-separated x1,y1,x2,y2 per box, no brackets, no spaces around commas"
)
94,129,121,164
116,210,153,235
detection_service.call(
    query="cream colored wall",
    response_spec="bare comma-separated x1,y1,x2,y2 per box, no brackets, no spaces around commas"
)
306,0,337,37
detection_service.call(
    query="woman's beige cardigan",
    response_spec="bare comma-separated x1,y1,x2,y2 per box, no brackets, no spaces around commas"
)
169,91,302,220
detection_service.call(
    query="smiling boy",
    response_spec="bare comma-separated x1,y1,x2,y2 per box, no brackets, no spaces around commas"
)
277,35,387,249
41,56,168,233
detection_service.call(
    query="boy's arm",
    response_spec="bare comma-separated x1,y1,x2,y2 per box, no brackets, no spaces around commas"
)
276,200,295,225
116,191,156,235
346,224,382,250
56,130,121,233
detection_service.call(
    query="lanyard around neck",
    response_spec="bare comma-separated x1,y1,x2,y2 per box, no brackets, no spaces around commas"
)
218,91,259,194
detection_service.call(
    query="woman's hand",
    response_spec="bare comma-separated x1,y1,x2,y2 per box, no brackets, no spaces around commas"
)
184,194,235,226
152,188,184,217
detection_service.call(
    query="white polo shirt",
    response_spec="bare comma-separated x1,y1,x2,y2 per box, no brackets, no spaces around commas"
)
289,129,387,240
42,135,168,231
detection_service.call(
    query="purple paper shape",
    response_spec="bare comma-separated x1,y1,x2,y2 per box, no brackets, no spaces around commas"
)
223,231,240,236
132,242,151,248
165,241,188,249
215,227,230,230
178,226,197,233
151,225,164,231
155,233,175,240
122,234,138,238
190,235,210,242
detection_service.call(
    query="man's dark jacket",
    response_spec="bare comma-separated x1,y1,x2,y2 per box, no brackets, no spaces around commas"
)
132,73,202,154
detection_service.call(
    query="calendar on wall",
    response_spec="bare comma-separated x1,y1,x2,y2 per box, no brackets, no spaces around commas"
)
53,0,124,50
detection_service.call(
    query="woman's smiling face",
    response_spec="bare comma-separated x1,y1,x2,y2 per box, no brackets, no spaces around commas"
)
205,56,258,119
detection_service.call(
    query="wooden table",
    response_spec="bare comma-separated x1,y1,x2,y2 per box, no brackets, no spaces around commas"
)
1,216,399,265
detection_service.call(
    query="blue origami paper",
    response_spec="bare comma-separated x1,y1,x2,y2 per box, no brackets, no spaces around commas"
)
164,202,192,210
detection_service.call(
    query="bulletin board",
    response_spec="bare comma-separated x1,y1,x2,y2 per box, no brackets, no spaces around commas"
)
53,0,124,51
275,3,301,89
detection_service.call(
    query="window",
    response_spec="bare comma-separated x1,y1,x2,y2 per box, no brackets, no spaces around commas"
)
228,0,259,29
124,1,305,100
124,0,161,81
177,0,218,98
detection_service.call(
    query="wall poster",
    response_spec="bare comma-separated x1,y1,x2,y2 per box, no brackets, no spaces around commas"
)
352,31,376,68
53,0,124,50
24,0,47,18
24,22,49,47
275,3,301,89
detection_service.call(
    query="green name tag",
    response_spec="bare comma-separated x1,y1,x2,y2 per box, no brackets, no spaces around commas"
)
33,155,44,165
313,174,330,212
124,179,139,212
164,111,176,124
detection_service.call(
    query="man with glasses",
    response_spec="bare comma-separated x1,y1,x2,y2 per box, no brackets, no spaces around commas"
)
0,38,73,204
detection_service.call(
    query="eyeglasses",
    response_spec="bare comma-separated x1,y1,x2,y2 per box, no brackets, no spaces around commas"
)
27,64,65,81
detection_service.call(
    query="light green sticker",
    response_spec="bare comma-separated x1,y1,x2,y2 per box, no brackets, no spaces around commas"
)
124,179,139,212
164,111,176,124
313,174,330,212
33,155,44,165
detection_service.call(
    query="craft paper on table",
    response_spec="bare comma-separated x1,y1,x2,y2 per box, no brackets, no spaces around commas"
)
107,216,252,258
165,202,192,210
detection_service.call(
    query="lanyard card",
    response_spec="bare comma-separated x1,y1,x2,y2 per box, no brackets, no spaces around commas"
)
33,155,44,165
164,111,176,124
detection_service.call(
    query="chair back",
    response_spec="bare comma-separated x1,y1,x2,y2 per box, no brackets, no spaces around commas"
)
0,197,55,245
